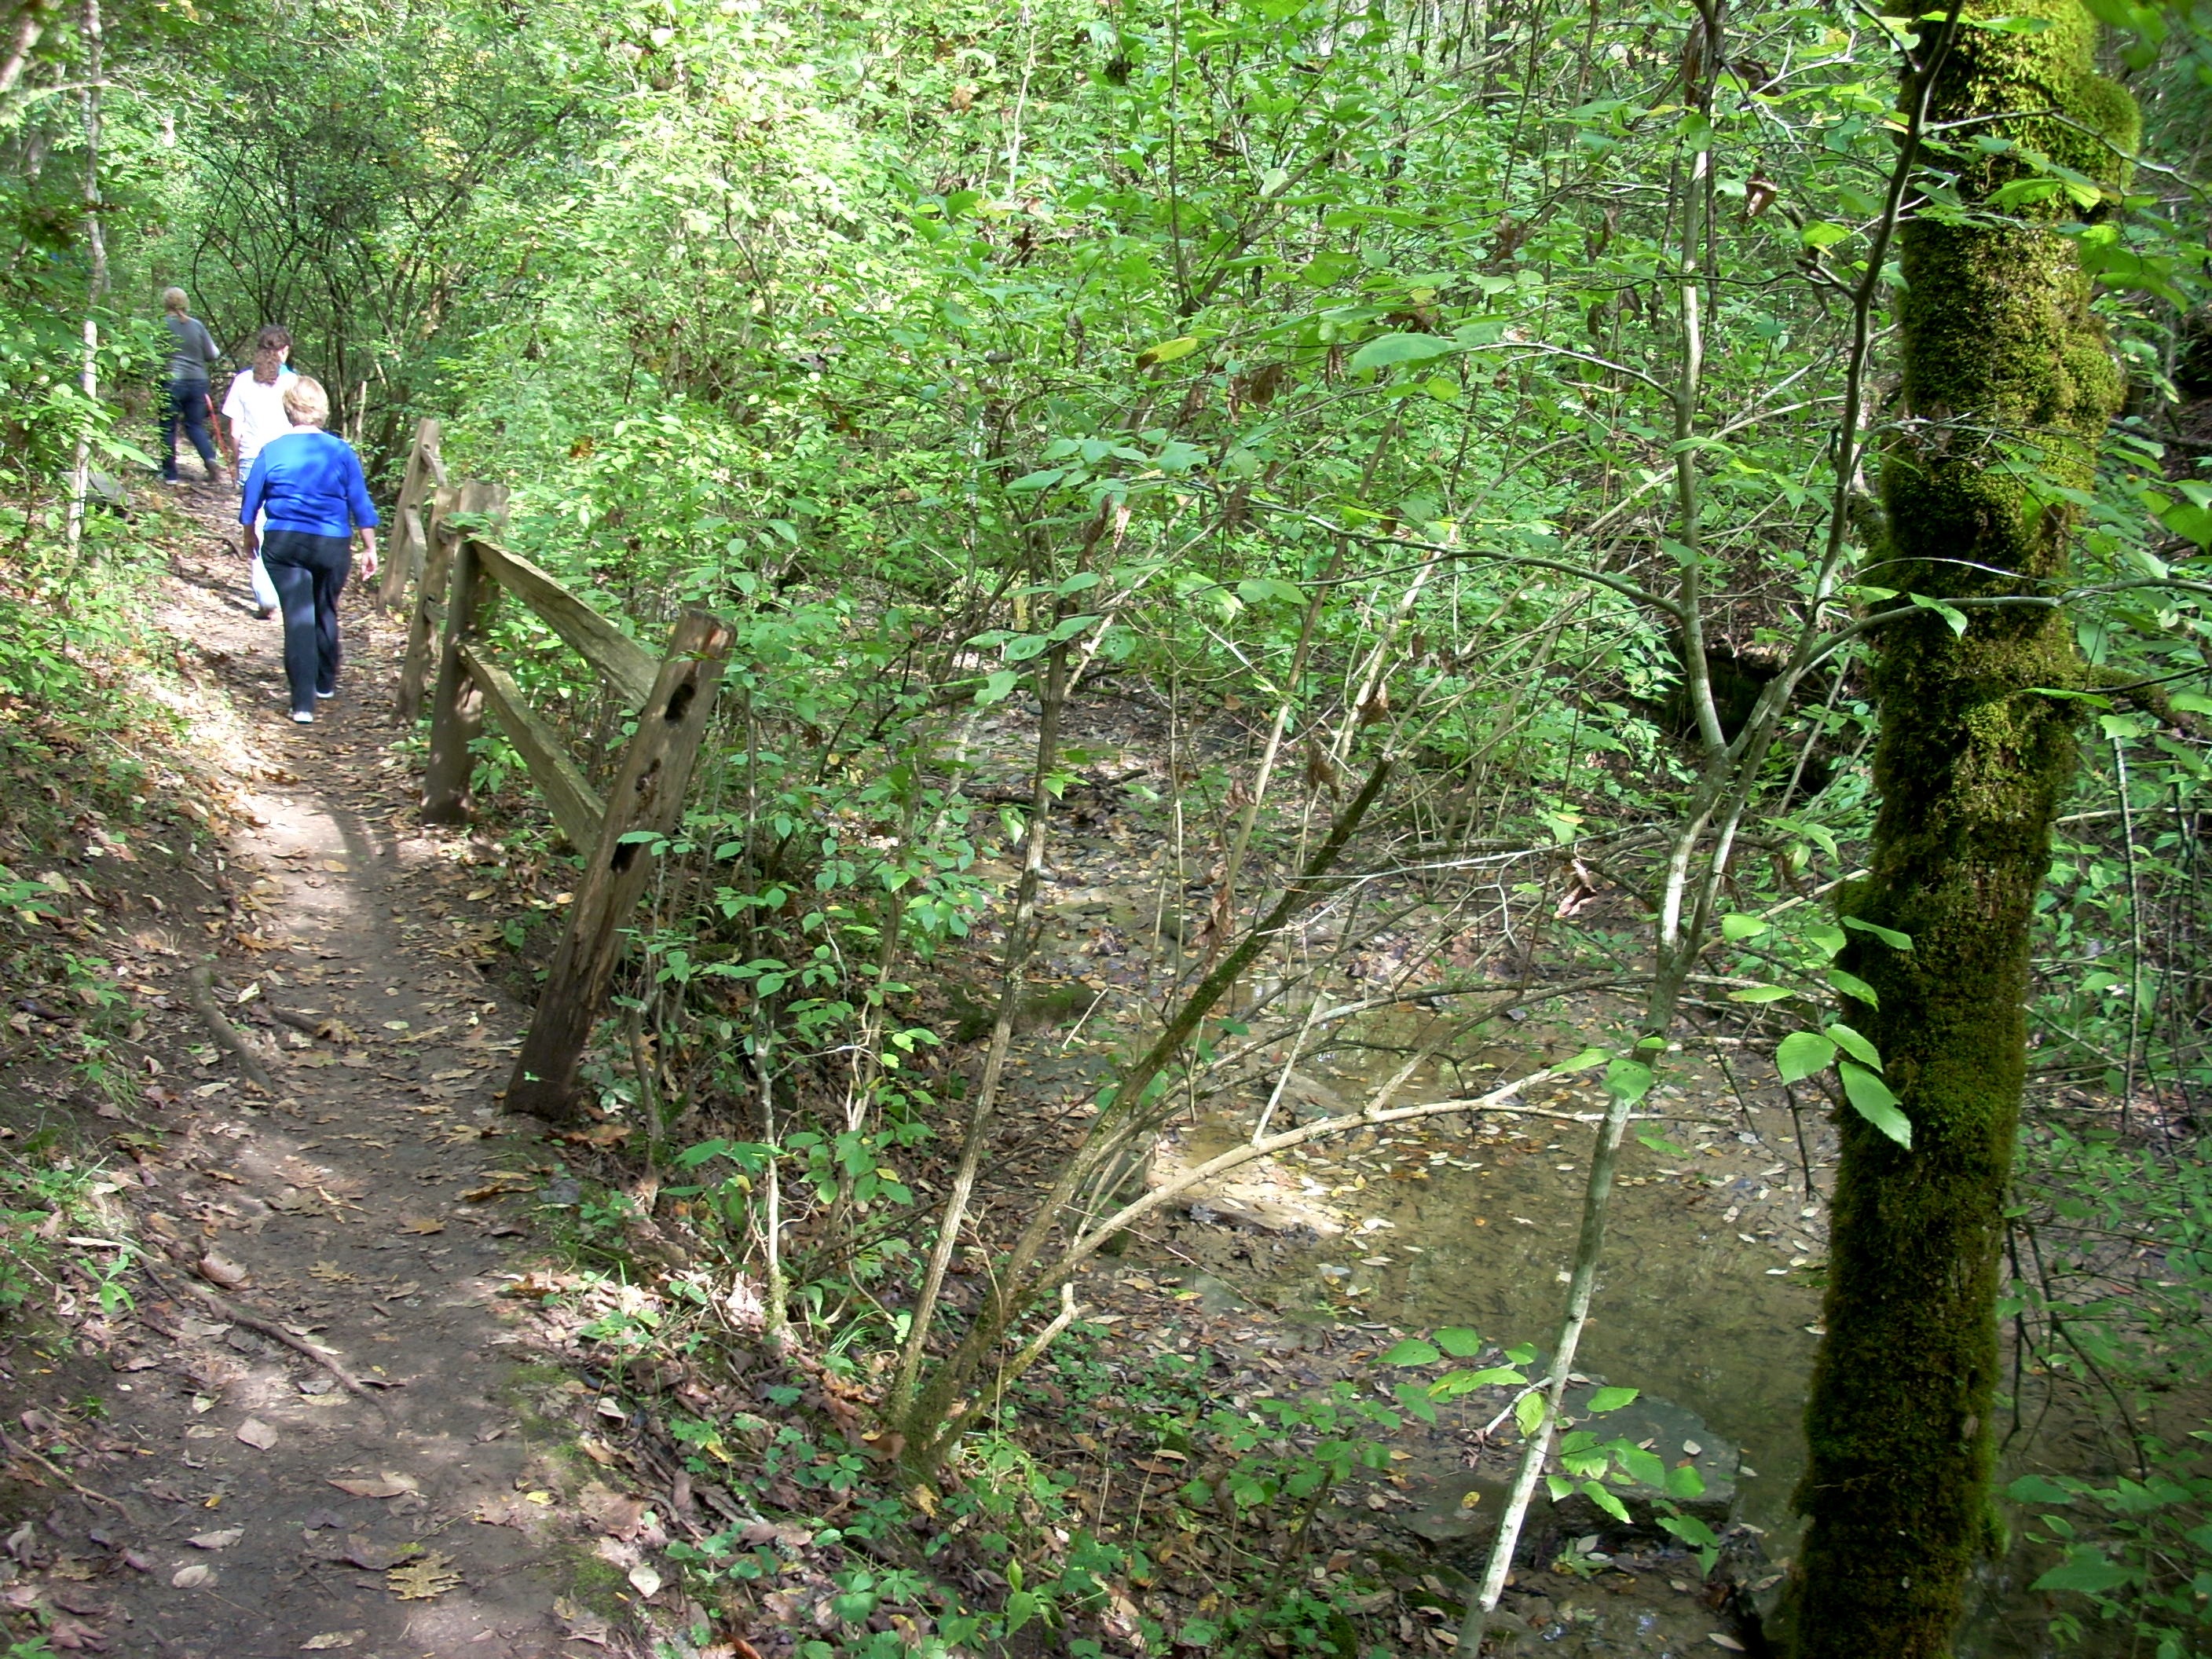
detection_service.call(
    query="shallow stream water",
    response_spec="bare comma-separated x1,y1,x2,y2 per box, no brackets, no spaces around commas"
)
1148,1024,2154,1657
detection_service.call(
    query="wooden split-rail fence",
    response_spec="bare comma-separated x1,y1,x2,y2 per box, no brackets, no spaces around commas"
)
374,419,734,1120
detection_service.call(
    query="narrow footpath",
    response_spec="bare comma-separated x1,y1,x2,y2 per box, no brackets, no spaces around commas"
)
7,471,614,1657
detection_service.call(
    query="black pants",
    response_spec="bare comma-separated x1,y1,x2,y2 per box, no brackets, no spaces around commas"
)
260,531,351,716
161,379,217,478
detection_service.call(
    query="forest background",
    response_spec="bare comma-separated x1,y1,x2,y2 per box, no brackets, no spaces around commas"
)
3,0,2212,1652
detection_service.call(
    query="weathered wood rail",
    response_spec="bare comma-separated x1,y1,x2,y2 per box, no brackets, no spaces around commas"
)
380,421,734,1121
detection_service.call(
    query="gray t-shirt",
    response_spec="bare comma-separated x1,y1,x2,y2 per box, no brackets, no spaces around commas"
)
164,313,222,384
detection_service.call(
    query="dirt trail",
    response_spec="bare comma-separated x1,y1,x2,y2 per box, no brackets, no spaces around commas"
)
9,474,603,1657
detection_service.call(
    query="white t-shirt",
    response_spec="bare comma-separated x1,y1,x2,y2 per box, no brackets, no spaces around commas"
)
221,368,298,468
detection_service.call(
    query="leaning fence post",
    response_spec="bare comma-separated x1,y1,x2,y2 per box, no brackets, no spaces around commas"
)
419,481,507,823
506,606,736,1121
376,416,441,613
395,482,456,723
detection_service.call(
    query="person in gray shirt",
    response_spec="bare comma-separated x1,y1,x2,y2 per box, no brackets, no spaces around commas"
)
159,287,224,485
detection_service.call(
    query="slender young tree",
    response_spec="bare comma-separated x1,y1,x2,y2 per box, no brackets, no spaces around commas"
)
1788,2,2138,1650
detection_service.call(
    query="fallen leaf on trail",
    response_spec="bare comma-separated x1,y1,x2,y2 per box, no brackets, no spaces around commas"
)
554,1595,613,1647
341,1535,403,1570
186,1529,242,1550
170,1565,211,1588
595,1397,627,1421
575,1435,618,1466
320,862,347,873
328,1475,419,1499
398,1218,444,1235
380,1020,408,1032
308,1262,356,1284
301,1633,366,1651
386,1550,462,1600
235,1419,278,1450
523,1490,554,1505
1708,1639,1747,1653
196,1252,249,1288
628,1562,663,1599
45,1618,107,1651
383,1281,419,1300
460,1180,529,1202
590,1494,647,1538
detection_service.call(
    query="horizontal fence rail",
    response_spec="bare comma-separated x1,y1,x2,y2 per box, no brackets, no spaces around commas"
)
382,423,734,1121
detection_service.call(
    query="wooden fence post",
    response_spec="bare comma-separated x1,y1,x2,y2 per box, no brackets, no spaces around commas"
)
395,482,457,723
506,606,736,1121
419,482,507,822
376,417,442,613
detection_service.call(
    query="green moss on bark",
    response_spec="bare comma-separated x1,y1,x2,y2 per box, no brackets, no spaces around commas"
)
1785,4,2135,1654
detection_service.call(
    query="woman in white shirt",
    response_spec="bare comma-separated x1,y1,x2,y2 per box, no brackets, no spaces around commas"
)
221,326,298,618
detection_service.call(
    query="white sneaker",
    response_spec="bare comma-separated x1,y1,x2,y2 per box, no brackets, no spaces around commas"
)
291,711,314,725
315,689,336,700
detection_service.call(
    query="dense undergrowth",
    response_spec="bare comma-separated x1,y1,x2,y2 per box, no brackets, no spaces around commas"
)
6,0,2212,1649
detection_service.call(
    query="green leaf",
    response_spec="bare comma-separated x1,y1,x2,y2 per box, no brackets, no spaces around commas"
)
1806,923,1847,958
1432,1365,1526,1398
1909,591,1969,636
2031,1551,2136,1595
1007,469,1064,493
1602,1058,1654,1104
1828,967,1881,1008
1658,1511,1716,1547
1665,1462,1708,1500
1393,1381,1439,1426
2007,1474,2076,1504
1840,1061,1911,1148
1825,1024,1881,1069
1581,1480,1632,1523
1348,333,1458,374
1843,915,1913,950
1381,1339,1442,1366
1799,221,1851,250
1776,1031,1838,1083
2170,690,2212,715
1584,1386,1639,1412
1720,913,1769,942
1617,1445,1666,1488
1556,1047,1609,1074
1436,1327,1485,1358
1727,985,1796,1004
1514,1392,1547,1437
976,671,1019,705
1135,336,1199,368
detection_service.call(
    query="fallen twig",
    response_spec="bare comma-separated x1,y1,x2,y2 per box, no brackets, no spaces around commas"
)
140,1258,384,1402
186,961,277,1093
0,1429,131,1516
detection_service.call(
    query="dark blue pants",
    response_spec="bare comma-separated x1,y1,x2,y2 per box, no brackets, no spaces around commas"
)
260,530,351,716
161,379,218,479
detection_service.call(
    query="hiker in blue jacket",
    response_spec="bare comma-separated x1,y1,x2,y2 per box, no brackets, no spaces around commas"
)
239,377,379,725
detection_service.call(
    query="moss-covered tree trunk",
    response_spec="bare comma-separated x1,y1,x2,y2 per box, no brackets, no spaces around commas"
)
1787,5,2136,1652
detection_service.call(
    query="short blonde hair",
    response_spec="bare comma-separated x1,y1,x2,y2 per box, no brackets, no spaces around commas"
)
161,287,189,313
282,377,331,427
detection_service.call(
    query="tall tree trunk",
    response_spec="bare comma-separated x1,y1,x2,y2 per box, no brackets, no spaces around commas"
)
1787,3,2137,1652
64,0,102,562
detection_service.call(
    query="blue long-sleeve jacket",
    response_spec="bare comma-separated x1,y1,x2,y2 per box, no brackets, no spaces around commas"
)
240,429,379,539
